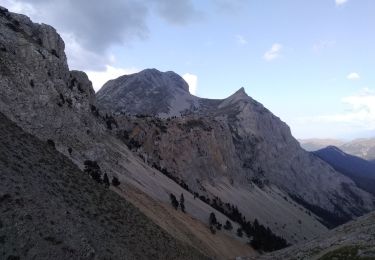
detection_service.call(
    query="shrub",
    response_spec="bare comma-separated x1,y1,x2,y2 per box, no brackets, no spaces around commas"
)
84,160,102,184
112,177,120,187
47,139,55,148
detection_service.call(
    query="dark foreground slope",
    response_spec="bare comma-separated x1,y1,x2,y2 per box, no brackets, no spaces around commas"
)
0,112,208,260
315,146,375,196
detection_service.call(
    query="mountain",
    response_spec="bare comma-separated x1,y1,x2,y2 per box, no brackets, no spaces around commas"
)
0,111,207,260
298,138,344,152
97,68,199,117
97,69,375,234
314,146,375,196
299,138,375,161
245,210,375,259
0,6,256,259
340,138,375,161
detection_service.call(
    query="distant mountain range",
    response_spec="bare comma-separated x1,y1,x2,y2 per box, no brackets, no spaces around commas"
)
314,146,375,196
299,138,375,161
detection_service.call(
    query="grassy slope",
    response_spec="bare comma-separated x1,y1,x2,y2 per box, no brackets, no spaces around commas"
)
0,112,209,260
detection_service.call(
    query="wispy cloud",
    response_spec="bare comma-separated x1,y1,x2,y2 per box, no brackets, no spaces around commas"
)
298,88,375,130
313,40,335,53
347,72,360,80
235,35,248,45
335,0,348,6
182,73,198,95
263,43,283,61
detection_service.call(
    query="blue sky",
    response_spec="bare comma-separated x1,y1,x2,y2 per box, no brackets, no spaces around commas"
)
1,0,375,139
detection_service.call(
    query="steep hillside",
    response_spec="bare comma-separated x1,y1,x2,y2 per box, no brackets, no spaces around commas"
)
245,211,375,260
0,6,257,258
114,114,329,244
97,69,375,232
0,112,208,260
314,146,375,196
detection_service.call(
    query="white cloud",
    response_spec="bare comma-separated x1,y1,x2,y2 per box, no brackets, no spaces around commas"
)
0,0,202,72
347,72,360,80
335,0,348,6
235,35,248,45
298,88,375,130
263,43,283,61
86,66,139,92
182,73,198,95
313,40,335,53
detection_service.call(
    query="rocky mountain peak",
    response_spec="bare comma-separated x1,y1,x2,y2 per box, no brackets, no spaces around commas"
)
125,68,189,93
97,69,197,116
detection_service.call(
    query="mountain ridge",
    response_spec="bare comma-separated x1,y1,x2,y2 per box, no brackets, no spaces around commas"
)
97,69,375,234
314,146,375,196
300,138,375,161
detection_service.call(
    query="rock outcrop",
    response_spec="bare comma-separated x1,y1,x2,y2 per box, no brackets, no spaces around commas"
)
0,6,104,166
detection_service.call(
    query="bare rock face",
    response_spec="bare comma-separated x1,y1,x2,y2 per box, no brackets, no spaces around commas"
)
97,68,199,117
0,6,105,164
98,69,375,229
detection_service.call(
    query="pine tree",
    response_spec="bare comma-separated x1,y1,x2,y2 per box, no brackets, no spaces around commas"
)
237,228,243,237
180,193,185,212
103,173,110,187
224,220,233,230
209,212,217,226
170,193,179,210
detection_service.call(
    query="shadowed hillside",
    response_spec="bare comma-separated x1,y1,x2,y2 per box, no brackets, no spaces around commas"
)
0,112,208,260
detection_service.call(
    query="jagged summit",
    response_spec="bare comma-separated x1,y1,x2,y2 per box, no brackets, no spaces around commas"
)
97,69,257,117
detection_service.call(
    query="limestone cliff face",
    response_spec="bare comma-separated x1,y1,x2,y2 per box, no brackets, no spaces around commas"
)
0,6,105,164
99,69,375,225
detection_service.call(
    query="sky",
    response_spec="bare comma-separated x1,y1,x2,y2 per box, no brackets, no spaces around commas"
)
1,0,375,140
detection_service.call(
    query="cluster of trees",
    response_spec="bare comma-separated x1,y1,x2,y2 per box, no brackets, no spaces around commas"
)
207,196,288,251
83,160,120,187
151,162,288,252
208,212,234,235
169,193,185,212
